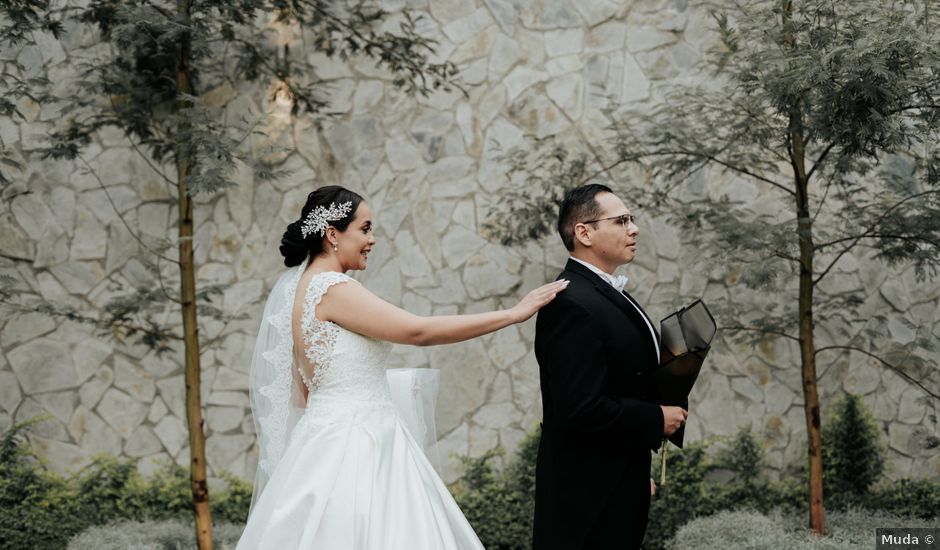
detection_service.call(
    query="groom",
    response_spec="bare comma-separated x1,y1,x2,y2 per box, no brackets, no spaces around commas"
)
533,184,687,550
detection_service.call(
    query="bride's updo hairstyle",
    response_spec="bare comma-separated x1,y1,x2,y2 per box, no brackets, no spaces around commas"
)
280,185,364,267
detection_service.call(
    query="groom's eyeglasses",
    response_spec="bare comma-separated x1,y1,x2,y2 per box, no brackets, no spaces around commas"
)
583,214,636,227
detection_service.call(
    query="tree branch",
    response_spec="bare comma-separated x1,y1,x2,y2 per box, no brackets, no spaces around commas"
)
577,157,633,188
77,155,179,265
154,253,182,305
217,35,324,112
815,345,939,400
694,151,795,195
813,232,939,286
813,189,940,285
124,133,176,188
805,141,836,182
0,252,34,263
812,173,834,222
773,250,801,263
615,149,794,196
723,325,802,342
888,104,940,115
0,296,182,344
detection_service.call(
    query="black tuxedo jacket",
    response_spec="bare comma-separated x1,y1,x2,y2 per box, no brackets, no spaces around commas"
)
532,259,664,550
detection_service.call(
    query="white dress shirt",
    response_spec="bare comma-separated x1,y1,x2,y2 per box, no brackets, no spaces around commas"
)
569,257,661,362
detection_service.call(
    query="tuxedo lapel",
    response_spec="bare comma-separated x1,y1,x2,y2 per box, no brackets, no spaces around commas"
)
563,260,660,362
621,290,661,352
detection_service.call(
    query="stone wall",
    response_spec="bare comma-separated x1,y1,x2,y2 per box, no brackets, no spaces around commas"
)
1,0,937,485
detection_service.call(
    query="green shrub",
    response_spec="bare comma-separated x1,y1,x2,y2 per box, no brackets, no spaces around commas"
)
766,474,810,515
451,429,539,550
212,472,253,524
669,508,939,550
644,427,806,549
819,507,938,545
451,427,800,550
713,427,806,514
669,510,795,550
0,419,85,550
0,420,253,550
73,455,251,524
716,425,764,489
822,393,885,504
449,401,936,549
73,455,146,523
864,478,940,519
451,424,929,550
71,455,198,525
66,519,244,550
130,461,193,521
644,442,720,550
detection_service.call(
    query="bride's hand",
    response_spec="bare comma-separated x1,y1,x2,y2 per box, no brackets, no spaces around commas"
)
509,280,569,323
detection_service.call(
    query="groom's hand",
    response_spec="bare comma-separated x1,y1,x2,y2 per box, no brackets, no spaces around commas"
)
661,405,687,436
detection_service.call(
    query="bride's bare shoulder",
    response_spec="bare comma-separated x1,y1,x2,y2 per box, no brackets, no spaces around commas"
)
308,272,373,312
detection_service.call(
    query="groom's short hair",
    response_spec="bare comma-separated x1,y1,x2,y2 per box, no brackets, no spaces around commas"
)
557,183,613,251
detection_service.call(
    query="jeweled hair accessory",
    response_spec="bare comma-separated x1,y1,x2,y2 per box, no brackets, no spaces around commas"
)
300,201,353,239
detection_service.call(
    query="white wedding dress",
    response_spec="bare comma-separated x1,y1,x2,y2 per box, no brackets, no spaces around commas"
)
237,263,484,549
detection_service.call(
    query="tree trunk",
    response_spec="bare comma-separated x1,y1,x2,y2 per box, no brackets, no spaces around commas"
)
179,165,213,550
175,0,213,548
793,140,825,536
782,0,825,535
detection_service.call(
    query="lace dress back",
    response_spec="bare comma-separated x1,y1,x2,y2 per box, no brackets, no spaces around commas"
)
292,271,393,405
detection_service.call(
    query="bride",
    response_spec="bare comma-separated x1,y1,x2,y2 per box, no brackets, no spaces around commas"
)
237,185,568,549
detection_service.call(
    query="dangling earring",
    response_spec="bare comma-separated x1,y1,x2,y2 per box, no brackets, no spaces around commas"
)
332,242,338,252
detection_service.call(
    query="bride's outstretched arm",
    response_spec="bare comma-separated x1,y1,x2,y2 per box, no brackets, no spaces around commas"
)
317,278,569,346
